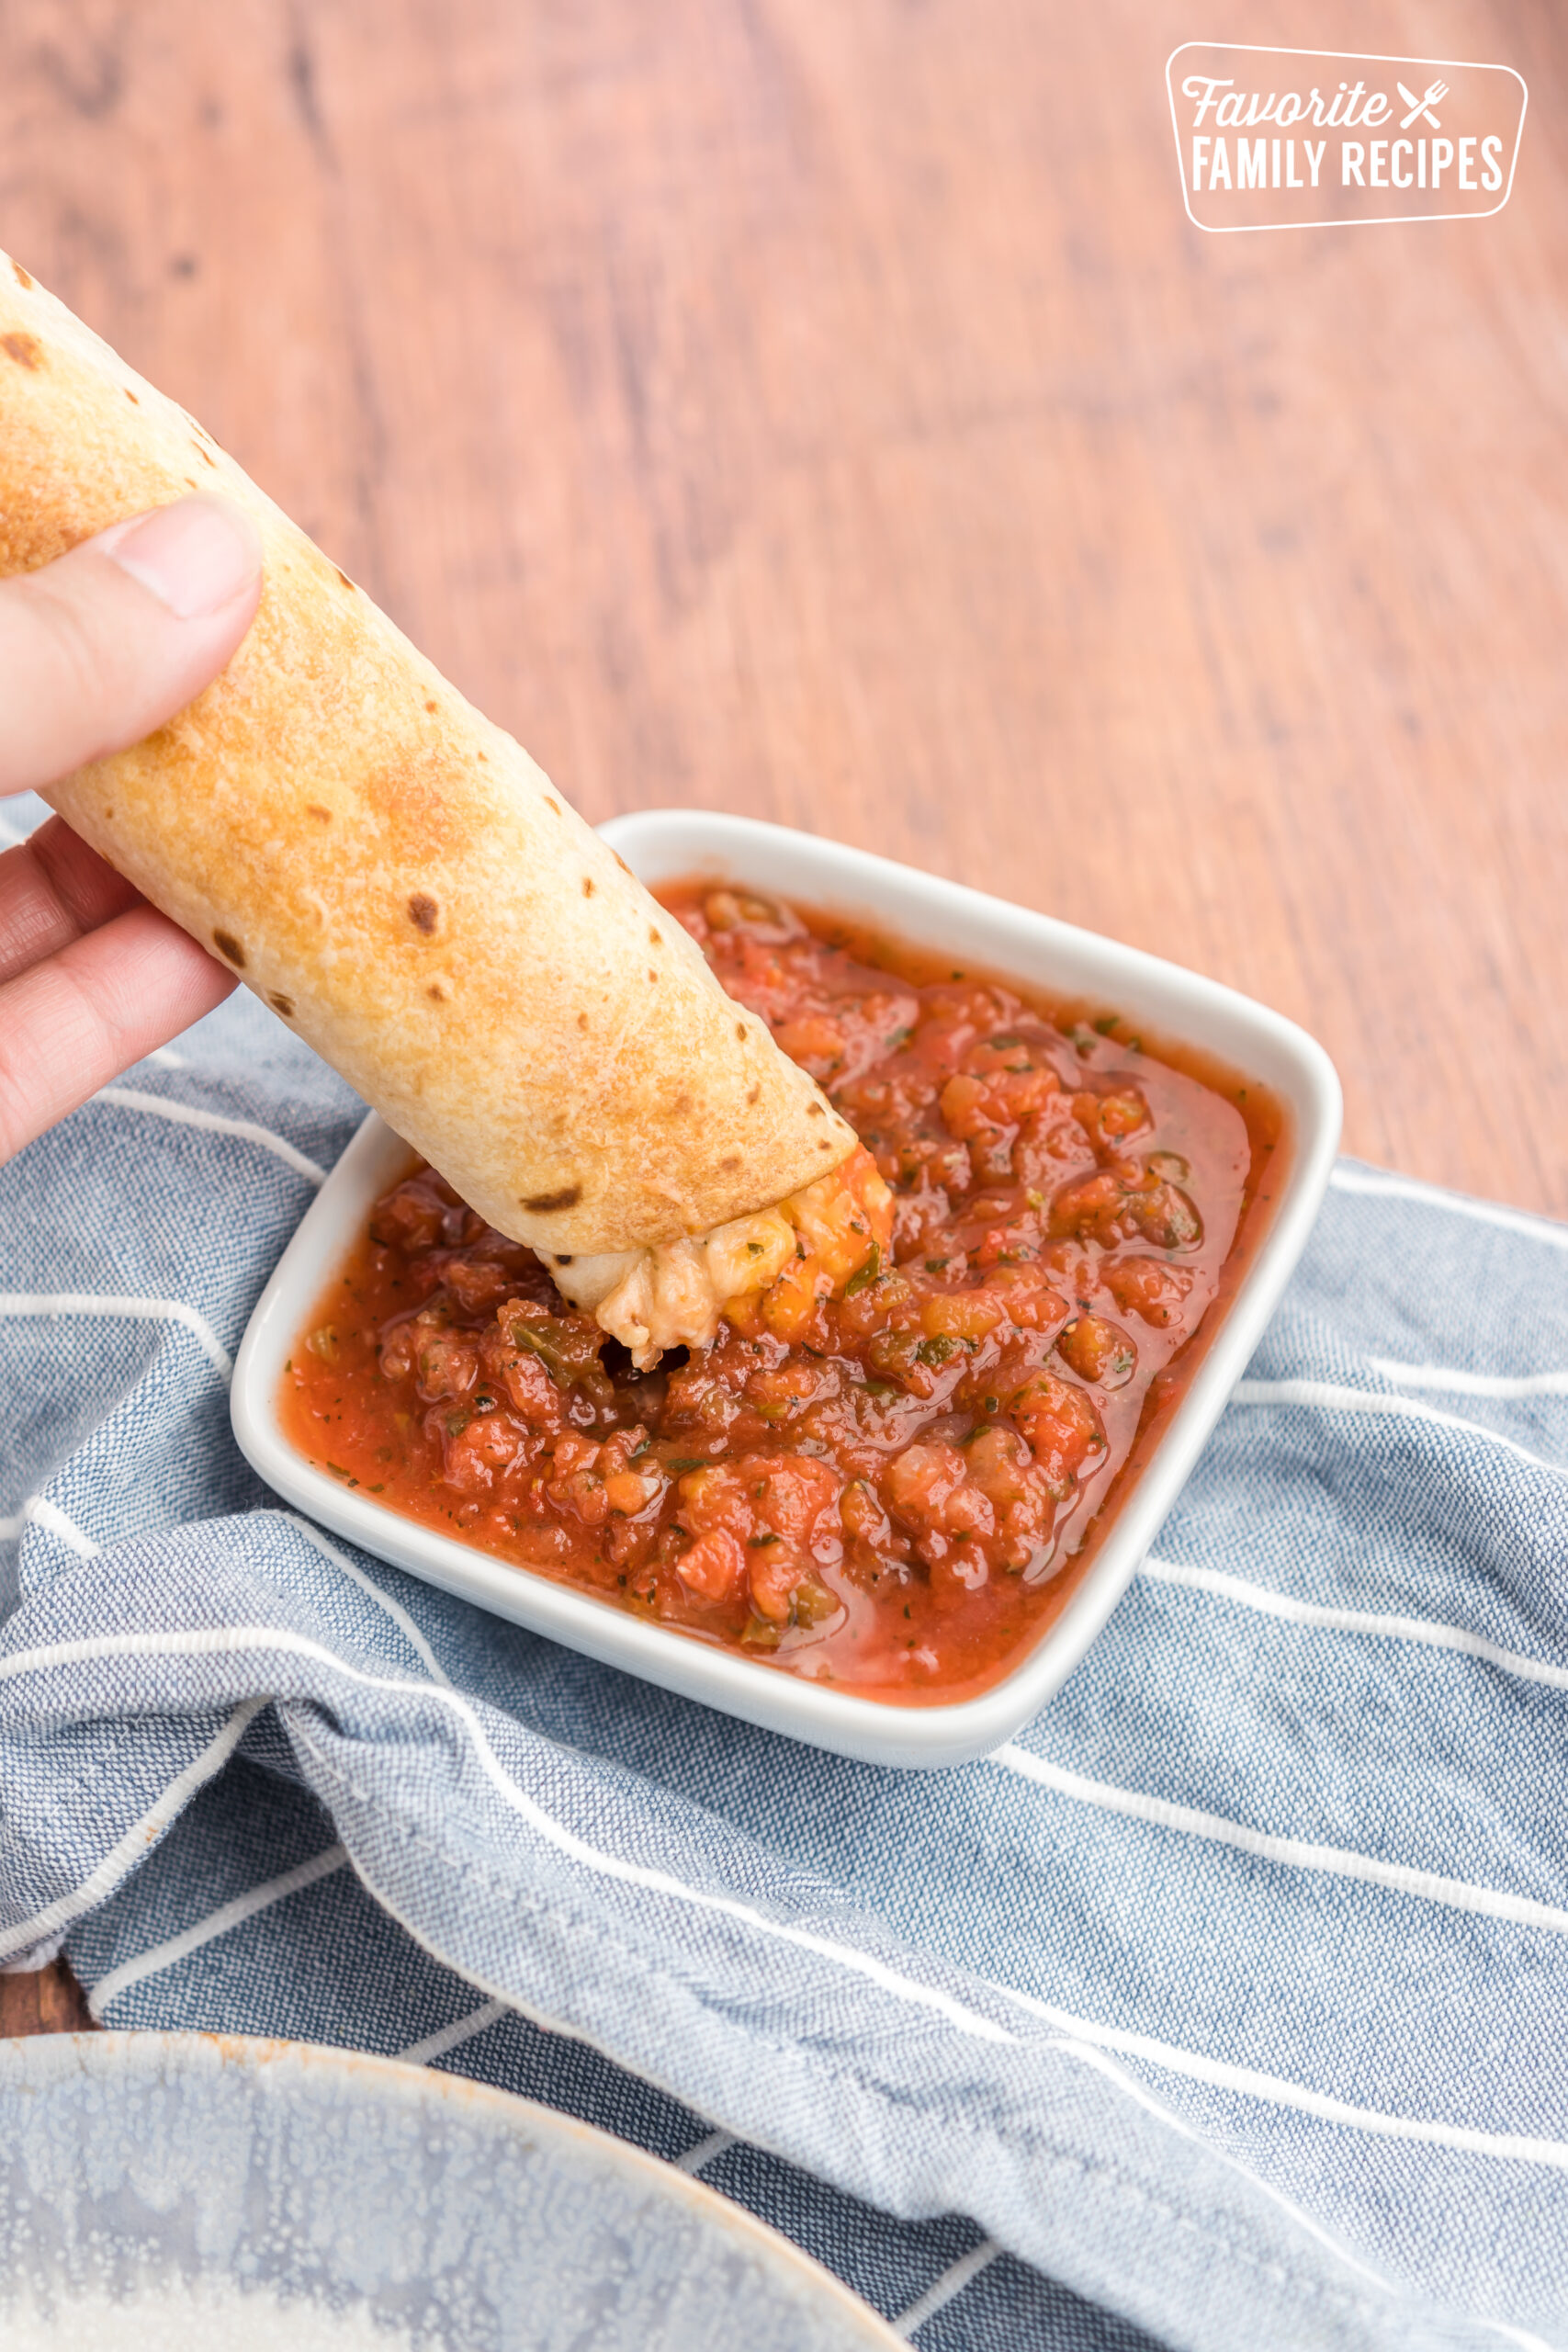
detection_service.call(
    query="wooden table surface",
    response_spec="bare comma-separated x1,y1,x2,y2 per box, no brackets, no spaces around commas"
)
2,1,1562,2034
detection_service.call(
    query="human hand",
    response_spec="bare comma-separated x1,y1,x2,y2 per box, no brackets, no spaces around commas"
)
0,497,262,1164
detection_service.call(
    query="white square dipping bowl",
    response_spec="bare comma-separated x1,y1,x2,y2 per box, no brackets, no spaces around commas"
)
231,809,1341,1769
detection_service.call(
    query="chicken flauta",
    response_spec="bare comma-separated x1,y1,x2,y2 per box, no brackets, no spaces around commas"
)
547,1147,894,1366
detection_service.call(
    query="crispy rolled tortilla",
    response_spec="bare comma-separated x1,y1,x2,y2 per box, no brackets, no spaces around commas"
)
0,254,858,1295
547,1135,892,1368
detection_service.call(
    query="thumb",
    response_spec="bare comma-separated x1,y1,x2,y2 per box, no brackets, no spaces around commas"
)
0,496,262,797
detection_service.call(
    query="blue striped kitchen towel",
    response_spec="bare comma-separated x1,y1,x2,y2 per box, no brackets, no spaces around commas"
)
5,789,1568,2352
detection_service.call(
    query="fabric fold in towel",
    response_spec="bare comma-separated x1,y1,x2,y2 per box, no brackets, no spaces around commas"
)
4,866,1567,2351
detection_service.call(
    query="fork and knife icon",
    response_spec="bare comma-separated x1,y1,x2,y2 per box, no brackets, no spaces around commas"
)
1397,79,1448,130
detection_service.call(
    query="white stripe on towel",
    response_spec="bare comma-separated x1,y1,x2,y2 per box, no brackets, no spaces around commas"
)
397,1998,510,2067
0,1698,264,1965
672,2129,736,2176
5,1498,100,1558
1140,1555,1568,1695
96,1087,329,1183
19,1620,1568,2177
1368,1357,1568,1399
283,1512,451,1688
0,1623,1014,2045
1231,1378,1566,1481
89,1842,350,2014
0,1291,232,1381
1328,1166,1568,1251
993,1746,1568,1937
892,2241,1001,2337
1027,2009,1568,2172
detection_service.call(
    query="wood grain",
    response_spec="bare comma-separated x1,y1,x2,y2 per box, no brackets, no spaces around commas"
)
1,0,1562,2041
2,0,1562,1214
0,1956,94,2036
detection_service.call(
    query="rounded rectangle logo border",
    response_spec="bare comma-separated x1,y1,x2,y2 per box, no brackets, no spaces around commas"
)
1166,42,1528,232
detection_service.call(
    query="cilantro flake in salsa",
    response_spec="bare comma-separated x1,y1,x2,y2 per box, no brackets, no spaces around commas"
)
280,884,1280,1703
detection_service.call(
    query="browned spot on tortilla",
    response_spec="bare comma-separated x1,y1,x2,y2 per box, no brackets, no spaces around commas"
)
614,853,632,876
649,927,660,945
544,797,561,816
212,928,246,967
124,386,139,403
522,1185,581,1214
104,807,114,820
735,1021,747,1041
407,893,439,934
476,750,488,763
577,1012,589,1030
336,569,355,590
647,967,659,983
424,699,437,713
818,1139,833,1150
269,992,294,1017
11,261,32,288
746,1086,761,1104
719,1153,742,1171
2,332,40,368
183,477,198,489
193,440,216,467
581,876,594,897
671,1092,692,1118
306,804,332,823
427,983,446,1002
807,1102,826,1117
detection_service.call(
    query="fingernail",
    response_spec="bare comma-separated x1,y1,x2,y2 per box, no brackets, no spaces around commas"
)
102,497,261,619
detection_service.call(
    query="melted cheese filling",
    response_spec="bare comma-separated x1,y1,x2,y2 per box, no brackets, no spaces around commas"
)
547,1208,796,1367
548,1151,890,1368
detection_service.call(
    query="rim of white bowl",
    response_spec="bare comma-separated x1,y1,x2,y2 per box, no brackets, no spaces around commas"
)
231,811,1341,1768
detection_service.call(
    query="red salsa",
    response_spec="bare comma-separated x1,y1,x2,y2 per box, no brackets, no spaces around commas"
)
281,884,1281,1702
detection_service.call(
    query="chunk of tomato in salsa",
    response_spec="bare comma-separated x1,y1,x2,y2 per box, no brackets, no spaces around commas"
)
280,885,1273,1703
